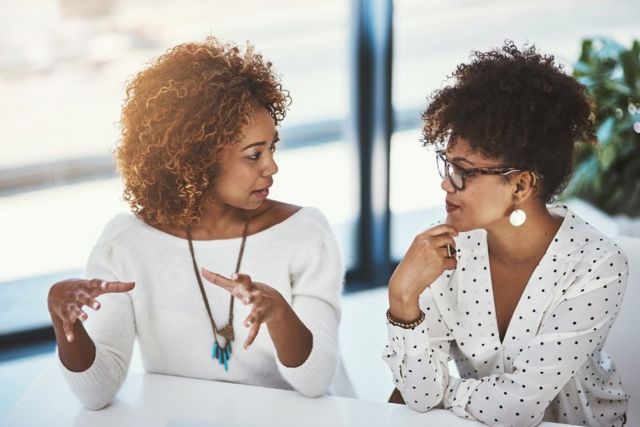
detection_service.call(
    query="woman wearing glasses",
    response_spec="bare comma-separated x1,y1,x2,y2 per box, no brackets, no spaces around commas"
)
385,42,628,426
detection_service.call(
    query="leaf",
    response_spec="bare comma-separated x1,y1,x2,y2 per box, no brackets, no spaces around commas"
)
579,39,594,64
596,117,615,143
599,143,617,171
569,37,640,215
620,49,639,90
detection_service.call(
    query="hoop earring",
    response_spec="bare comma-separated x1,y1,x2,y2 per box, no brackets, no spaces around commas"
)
510,202,526,227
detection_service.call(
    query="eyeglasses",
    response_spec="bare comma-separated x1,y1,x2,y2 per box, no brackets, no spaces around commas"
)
436,151,522,191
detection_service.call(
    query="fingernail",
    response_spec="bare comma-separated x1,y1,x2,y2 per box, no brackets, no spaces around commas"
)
231,273,238,280
244,298,250,304
101,281,107,289
66,333,73,342
92,302,100,309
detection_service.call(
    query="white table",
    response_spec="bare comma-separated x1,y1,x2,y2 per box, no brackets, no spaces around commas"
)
2,366,570,427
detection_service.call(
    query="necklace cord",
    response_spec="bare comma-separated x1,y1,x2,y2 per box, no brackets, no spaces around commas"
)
186,216,249,342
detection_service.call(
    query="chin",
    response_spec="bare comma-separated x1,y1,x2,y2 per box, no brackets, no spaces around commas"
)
445,216,475,233
246,199,266,210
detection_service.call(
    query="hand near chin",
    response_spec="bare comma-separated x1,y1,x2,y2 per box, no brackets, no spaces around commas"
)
388,224,458,319
201,269,287,349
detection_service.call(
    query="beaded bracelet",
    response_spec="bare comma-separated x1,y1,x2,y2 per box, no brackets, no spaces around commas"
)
386,309,425,329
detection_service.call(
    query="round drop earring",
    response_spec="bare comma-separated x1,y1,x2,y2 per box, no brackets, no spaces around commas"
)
510,202,526,227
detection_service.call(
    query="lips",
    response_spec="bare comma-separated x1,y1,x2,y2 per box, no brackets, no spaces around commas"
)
445,200,460,213
252,186,270,199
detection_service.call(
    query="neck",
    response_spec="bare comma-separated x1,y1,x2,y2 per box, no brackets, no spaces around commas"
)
189,201,250,240
485,203,563,265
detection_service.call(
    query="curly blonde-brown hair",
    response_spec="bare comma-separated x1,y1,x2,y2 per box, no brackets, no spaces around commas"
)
116,36,290,226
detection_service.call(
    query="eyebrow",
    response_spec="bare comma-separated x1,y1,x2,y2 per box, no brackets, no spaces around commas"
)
449,156,476,167
241,132,279,151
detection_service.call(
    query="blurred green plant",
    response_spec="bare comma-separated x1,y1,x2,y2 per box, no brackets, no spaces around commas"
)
563,38,640,216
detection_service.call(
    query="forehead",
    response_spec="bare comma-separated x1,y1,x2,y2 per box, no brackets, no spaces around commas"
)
241,107,276,136
445,137,500,166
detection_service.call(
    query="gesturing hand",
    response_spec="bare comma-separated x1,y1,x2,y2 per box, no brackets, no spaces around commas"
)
47,279,135,342
201,269,287,350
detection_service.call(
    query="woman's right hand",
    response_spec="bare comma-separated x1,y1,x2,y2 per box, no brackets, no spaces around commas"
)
47,279,135,342
388,224,458,321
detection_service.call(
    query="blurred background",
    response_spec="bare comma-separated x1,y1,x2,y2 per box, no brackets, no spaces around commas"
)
1,0,639,417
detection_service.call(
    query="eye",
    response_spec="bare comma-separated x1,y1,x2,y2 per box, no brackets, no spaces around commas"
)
269,141,277,153
247,152,261,161
449,162,464,176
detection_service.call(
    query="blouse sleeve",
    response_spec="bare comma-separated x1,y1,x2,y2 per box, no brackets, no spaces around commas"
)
383,272,456,411
276,211,343,397
58,238,136,410
387,248,628,426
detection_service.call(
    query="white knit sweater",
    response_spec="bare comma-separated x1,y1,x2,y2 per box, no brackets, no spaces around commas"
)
59,207,343,409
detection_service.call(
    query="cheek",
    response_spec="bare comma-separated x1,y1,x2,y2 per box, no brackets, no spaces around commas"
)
458,187,511,225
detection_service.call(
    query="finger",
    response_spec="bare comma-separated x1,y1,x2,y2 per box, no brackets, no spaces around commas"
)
246,289,264,305
69,304,88,322
231,273,255,297
425,224,459,237
431,234,456,250
440,245,458,259
243,311,259,328
62,318,75,342
201,269,234,291
95,280,135,295
445,244,457,258
230,282,253,304
243,322,261,349
442,257,457,271
75,291,101,310
232,273,253,288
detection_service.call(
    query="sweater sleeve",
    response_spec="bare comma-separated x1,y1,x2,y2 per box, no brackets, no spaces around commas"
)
58,237,136,410
276,210,343,397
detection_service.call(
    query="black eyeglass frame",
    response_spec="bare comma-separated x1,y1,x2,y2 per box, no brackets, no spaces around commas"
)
436,151,524,191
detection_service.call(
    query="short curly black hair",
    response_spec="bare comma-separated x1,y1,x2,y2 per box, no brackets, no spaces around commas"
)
421,40,596,203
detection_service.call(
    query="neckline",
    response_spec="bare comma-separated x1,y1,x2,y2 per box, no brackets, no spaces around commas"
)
132,206,309,245
482,205,571,346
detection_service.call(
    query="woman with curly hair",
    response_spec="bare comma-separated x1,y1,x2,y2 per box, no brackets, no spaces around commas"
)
385,42,628,426
47,37,342,409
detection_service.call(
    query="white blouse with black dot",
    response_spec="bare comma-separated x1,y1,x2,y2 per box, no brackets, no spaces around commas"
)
384,206,629,427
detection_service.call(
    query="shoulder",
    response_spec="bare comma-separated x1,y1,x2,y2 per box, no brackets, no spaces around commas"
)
95,212,145,247
258,200,331,234
274,205,338,257
558,206,628,266
289,206,333,237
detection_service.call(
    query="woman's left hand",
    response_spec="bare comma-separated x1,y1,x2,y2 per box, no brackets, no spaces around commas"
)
201,268,288,349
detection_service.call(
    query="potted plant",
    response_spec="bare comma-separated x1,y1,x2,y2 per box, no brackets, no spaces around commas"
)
563,38,640,221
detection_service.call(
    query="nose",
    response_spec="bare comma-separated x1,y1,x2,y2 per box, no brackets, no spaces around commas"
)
262,154,278,177
440,174,456,193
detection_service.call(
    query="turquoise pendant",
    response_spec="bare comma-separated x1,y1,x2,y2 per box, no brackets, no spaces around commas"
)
212,341,232,371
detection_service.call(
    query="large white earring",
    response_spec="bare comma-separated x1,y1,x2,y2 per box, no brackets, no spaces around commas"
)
510,204,526,227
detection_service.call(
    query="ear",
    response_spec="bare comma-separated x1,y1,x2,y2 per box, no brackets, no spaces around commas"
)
511,171,538,204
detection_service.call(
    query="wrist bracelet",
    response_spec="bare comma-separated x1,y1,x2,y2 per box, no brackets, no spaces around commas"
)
386,309,425,329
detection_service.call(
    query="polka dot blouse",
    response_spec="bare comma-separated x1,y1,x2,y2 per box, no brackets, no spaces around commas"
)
383,206,629,426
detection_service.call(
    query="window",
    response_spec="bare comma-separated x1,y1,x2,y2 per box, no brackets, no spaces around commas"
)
0,0,353,335
391,0,640,259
